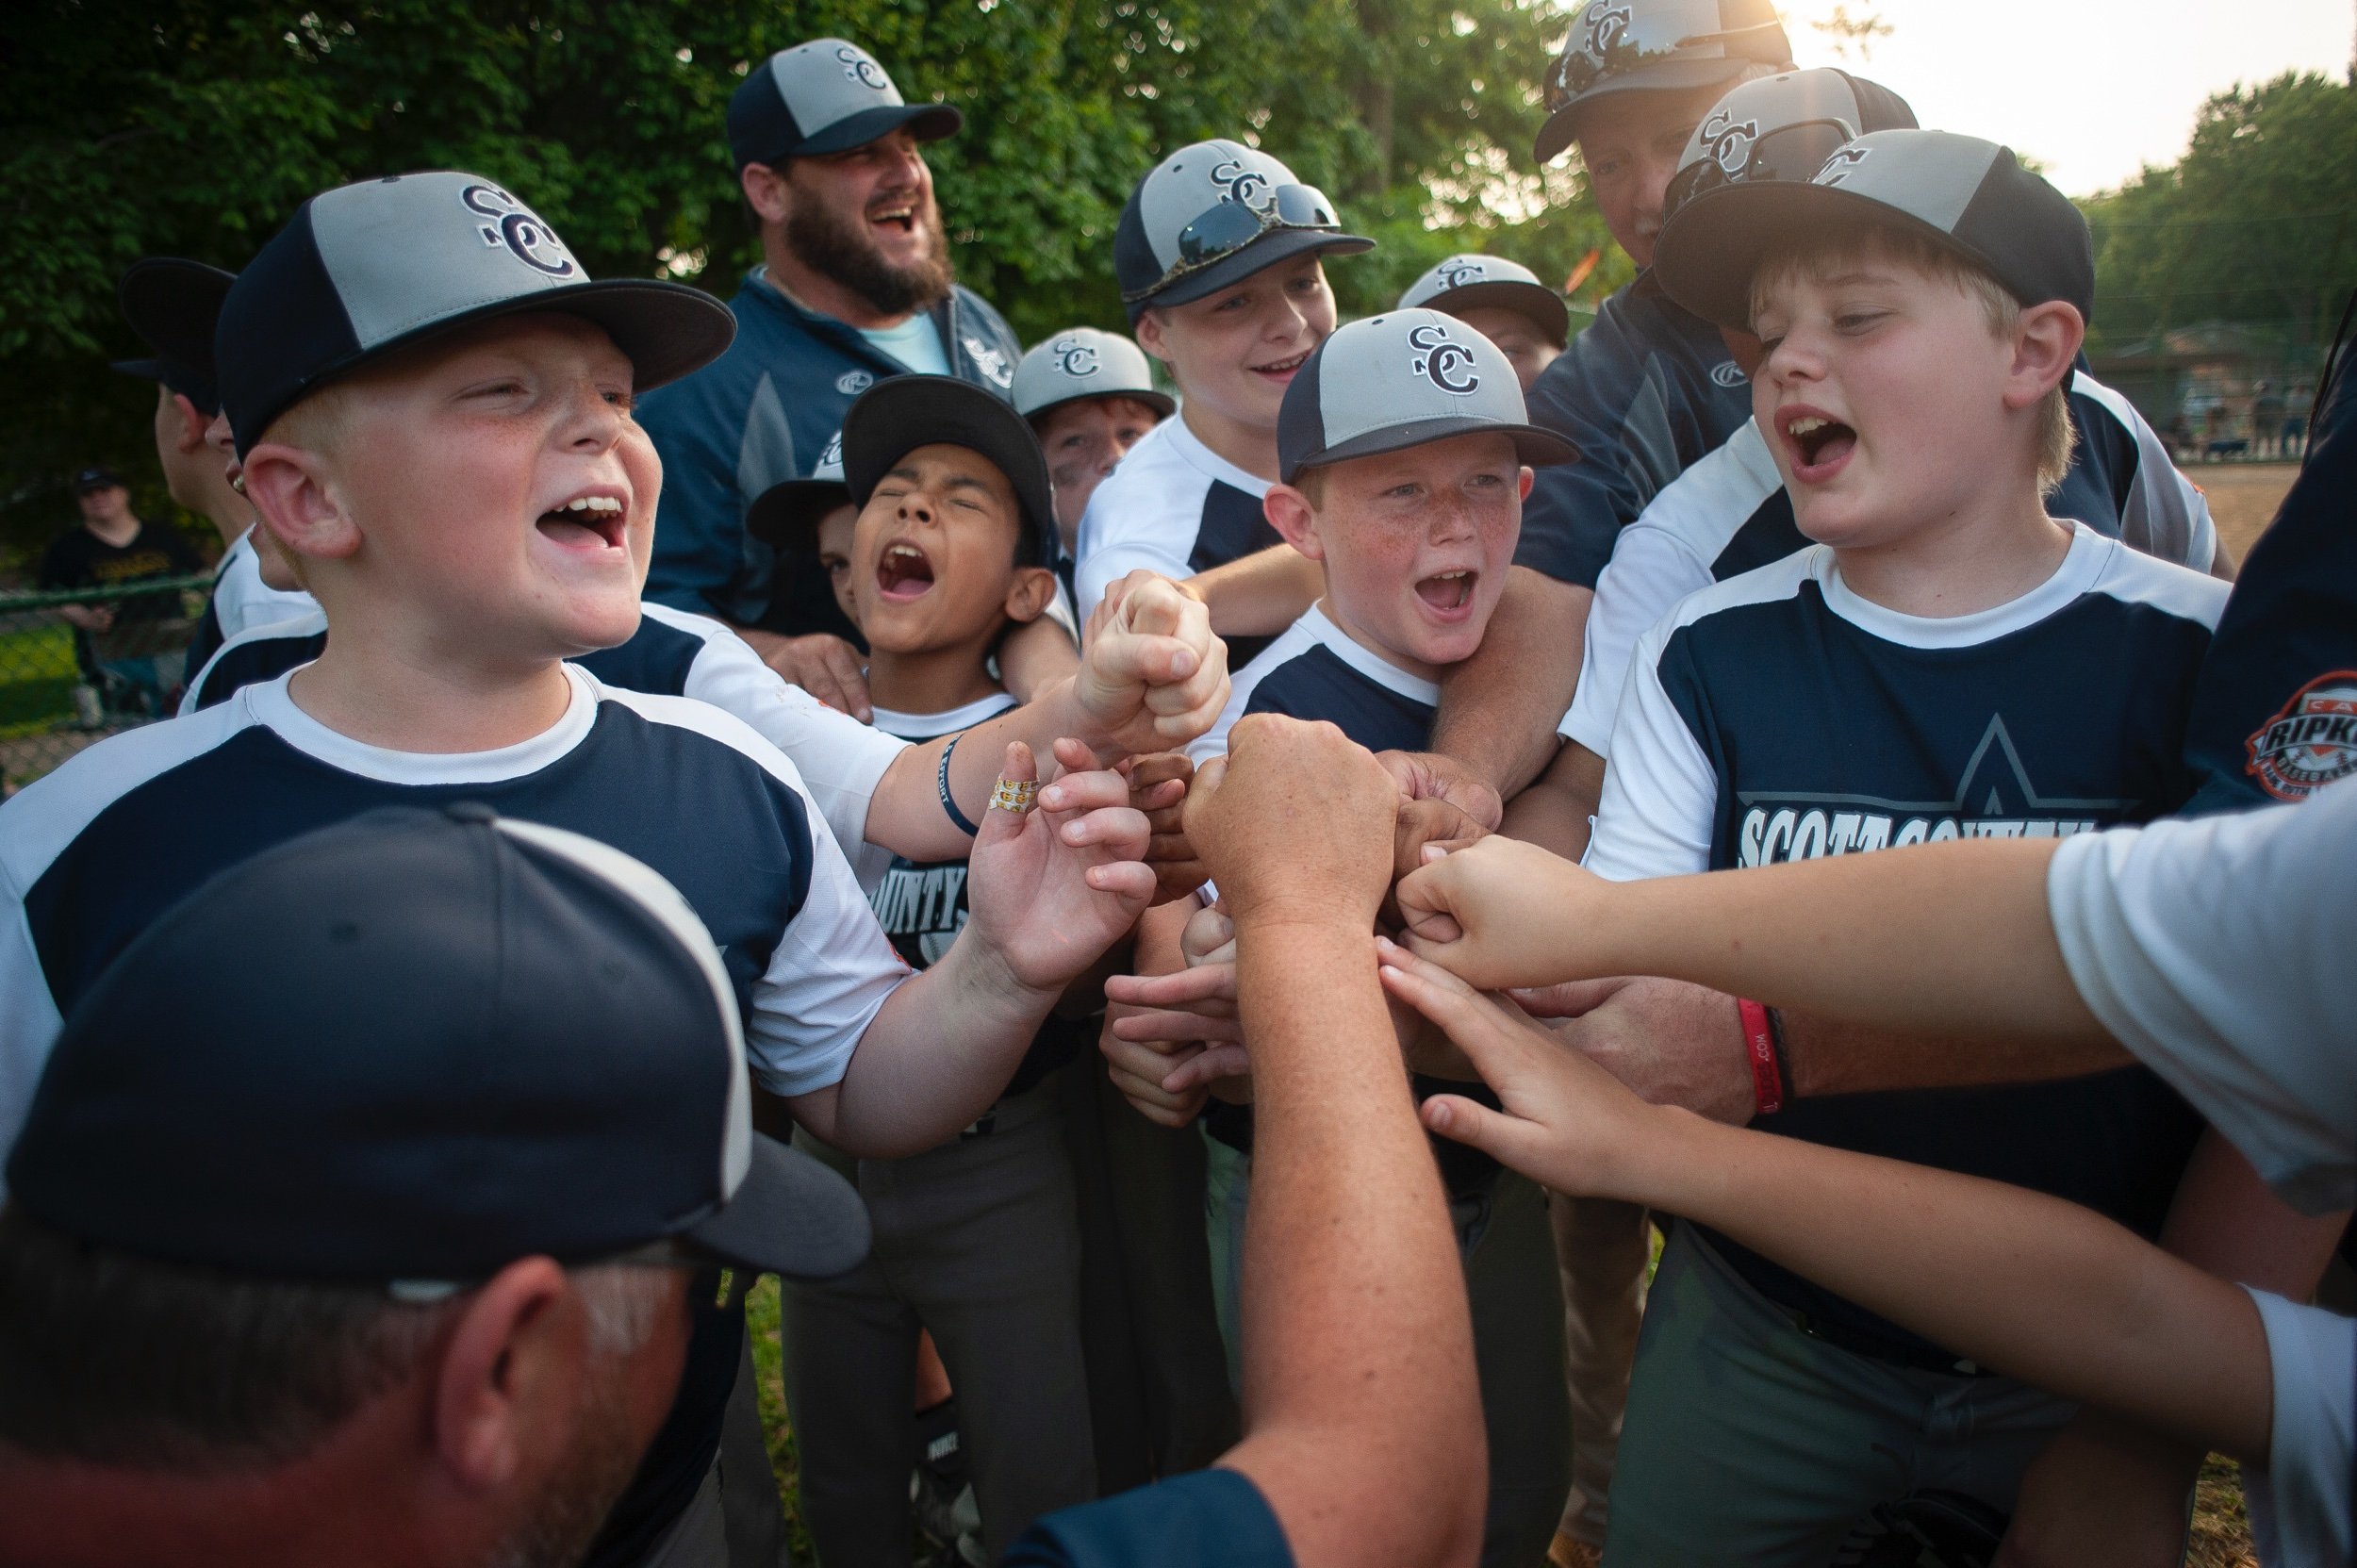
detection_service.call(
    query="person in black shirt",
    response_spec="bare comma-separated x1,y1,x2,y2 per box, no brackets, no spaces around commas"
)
39,466,204,716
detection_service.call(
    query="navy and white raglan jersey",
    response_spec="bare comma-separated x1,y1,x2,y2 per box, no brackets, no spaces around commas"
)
1,661,908,1152
1512,270,1755,591
180,529,318,675
1590,526,2228,1352
1559,372,2220,756
860,694,1090,1102
182,601,909,859
1074,415,1279,620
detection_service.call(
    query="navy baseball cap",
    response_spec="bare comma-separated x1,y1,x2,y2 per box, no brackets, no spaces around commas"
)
1277,309,1579,483
112,257,234,415
5,804,870,1285
1655,129,2097,330
1535,0,1791,164
1113,140,1373,322
217,172,737,455
1662,69,1916,228
71,465,124,493
839,375,1058,568
727,39,962,170
1011,328,1175,422
1397,256,1573,348
747,430,851,553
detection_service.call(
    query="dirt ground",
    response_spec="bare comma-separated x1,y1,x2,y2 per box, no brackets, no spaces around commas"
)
2190,461,2299,563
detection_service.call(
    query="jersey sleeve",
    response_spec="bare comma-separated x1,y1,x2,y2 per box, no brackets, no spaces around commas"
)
2046,781,2357,1214
675,611,908,855
1560,517,1715,756
2072,373,2219,572
1512,304,1666,589
0,894,65,1183
1075,488,1194,621
1000,1468,1293,1568
750,798,909,1098
1583,618,1720,882
2242,1288,2356,1568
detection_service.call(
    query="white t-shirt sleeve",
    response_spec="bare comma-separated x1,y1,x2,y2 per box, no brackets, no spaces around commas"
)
0,896,63,1177
750,801,911,1098
1561,520,1715,755
2047,778,2357,1214
2241,1288,2355,1568
1583,617,1719,882
667,608,909,855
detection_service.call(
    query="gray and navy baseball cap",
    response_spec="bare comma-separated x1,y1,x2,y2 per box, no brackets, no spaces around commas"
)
1277,309,1578,483
216,172,736,455
113,257,235,416
6,804,870,1284
840,375,1058,569
1397,256,1572,348
1663,69,1916,227
727,39,962,170
747,430,851,553
1535,0,1792,165
1011,328,1175,423
1655,129,2097,331
1113,140,1373,322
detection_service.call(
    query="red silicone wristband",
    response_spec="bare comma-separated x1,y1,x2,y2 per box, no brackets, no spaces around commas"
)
1738,998,1784,1117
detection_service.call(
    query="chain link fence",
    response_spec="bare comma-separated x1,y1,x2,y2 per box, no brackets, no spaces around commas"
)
0,574,211,794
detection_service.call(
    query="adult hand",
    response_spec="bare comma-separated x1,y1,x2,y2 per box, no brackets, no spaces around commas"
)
1124,751,1208,903
738,627,871,723
1185,715,1395,932
1377,750,1504,834
1074,571,1229,753
1375,941,1660,1200
964,739,1155,993
1393,834,1596,983
1511,976,1755,1126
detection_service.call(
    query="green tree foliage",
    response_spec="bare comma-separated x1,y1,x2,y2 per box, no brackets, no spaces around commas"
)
0,0,1618,562
2079,70,2357,355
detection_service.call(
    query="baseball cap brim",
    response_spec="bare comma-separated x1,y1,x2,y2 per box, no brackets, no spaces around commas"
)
770,102,963,162
1534,55,1763,165
841,376,1058,563
747,475,856,553
1419,280,1573,347
1654,177,1978,330
1134,227,1376,316
681,1131,872,1281
120,257,235,378
1289,414,1579,483
1019,385,1177,424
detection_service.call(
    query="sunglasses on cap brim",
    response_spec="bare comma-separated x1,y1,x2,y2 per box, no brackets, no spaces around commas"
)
1663,118,1859,220
1123,184,1342,305
1546,16,1788,109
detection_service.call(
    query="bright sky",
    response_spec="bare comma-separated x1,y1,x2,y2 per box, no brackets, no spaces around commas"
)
1778,0,2355,195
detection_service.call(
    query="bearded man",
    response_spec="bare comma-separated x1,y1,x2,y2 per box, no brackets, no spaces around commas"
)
639,39,1031,717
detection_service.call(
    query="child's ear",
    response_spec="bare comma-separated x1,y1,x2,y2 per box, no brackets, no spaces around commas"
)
241,443,361,566
2005,302,2084,410
1518,466,1535,502
1003,565,1060,623
1133,308,1174,367
170,393,211,454
1262,484,1326,562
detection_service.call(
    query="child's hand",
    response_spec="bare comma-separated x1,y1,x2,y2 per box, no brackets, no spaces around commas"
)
1393,835,1603,989
1074,572,1230,752
1376,940,1660,1201
1122,751,1208,903
1098,1009,1213,1127
966,739,1156,993
1106,904,1250,1092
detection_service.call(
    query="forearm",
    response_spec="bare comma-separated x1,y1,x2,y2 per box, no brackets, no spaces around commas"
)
1779,1010,2128,1098
997,613,1079,701
865,680,1102,863
1430,569,1588,798
1499,739,1602,859
1185,545,1322,639
1622,1109,2273,1464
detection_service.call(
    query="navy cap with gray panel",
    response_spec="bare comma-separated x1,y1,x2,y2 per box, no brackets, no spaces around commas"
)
6,803,869,1284
1277,308,1579,483
1012,327,1175,422
747,429,850,553
727,39,962,169
1397,256,1572,349
1653,129,2096,331
1662,68,1915,226
839,374,1059,568
1113,140,1372,322
215,172,736,454
113,257,235,416
1535,0,1791,164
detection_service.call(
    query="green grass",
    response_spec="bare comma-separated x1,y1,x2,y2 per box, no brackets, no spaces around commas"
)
0,619,80,734
746,1277,817,1565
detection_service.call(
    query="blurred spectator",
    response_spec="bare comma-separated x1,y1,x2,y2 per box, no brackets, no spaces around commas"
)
38,466,202,719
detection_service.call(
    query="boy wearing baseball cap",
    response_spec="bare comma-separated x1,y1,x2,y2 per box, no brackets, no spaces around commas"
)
1012,327,1172,574
1396,255,1572,391
1559,130,2238,1561
1072,140,1371,646
1113,309,1579,1566
0,171,1164,1568
774,376,1108,1561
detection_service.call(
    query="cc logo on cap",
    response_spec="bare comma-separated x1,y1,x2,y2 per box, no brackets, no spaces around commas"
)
1438,260,1488,289
1818,145,1871,186
836,45,887,90
1209,157,1271,209
1579,3,1632,65
1056,338,1101,378
1702,109,1761,176
1408,322,1480,396
460,184,579,278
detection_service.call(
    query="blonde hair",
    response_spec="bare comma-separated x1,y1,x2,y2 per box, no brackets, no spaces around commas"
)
1750,222,2077,492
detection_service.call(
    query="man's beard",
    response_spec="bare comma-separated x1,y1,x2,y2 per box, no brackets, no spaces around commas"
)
784,184,955,319
490,1356,656,1568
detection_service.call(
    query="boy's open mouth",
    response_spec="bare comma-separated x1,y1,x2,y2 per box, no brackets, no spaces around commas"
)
1413,569,1475,615
1251,351,1310,384
1781,409,1857,475
877,540,936,601
536,493,627,550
